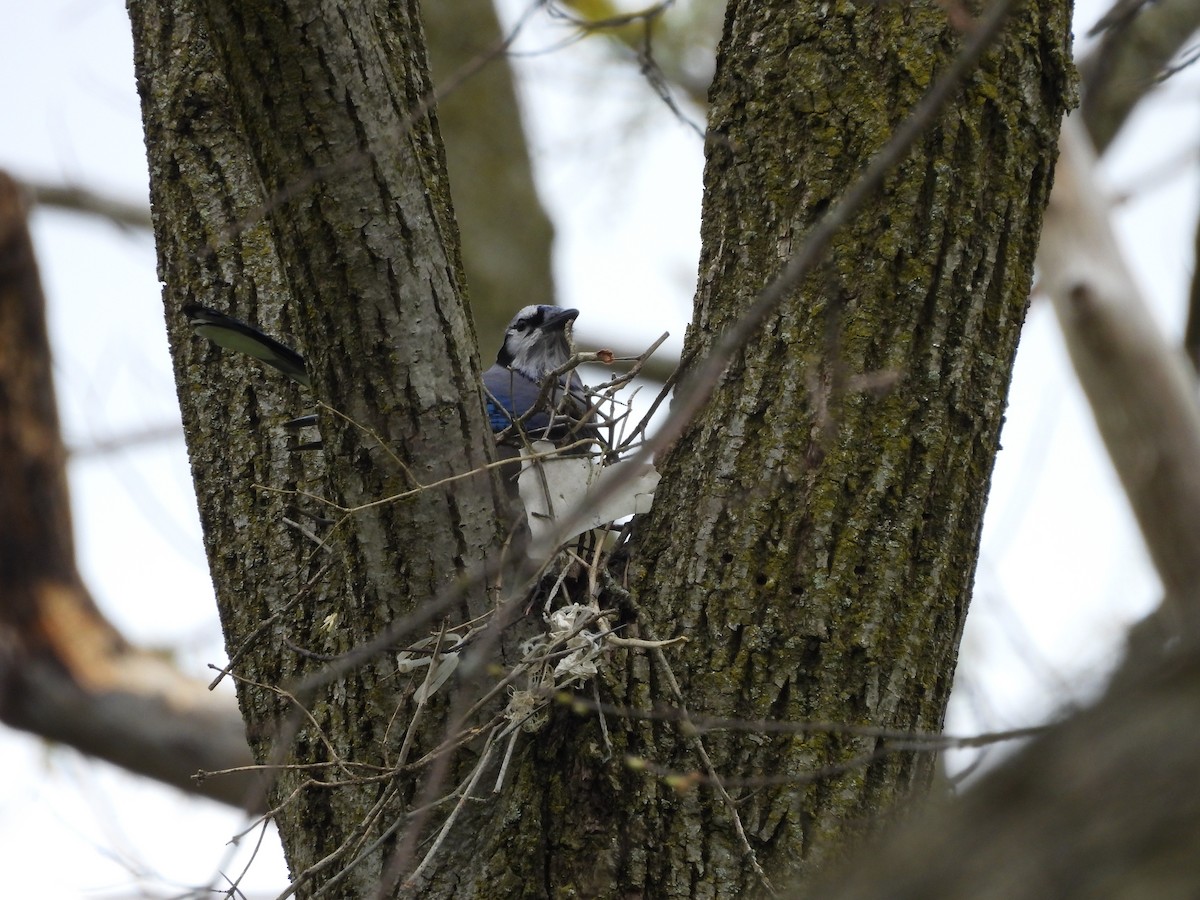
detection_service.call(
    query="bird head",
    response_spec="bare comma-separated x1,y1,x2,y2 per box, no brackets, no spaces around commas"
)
494,305,578,381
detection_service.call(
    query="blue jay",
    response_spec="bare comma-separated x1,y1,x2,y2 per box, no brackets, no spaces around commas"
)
183,303,596,446
483,304,595,444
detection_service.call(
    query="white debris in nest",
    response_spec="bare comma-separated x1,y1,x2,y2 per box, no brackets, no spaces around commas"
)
518,443,660,557
547,603,606,685
505,689,548,733
395,631,467,702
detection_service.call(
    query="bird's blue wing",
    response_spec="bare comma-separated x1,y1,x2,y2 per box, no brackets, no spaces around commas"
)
483,365,552,433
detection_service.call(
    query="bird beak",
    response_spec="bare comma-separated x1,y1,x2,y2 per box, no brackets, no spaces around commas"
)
542,307,579,331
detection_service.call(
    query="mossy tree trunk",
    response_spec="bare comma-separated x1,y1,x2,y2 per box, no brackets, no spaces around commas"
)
128,0,1072,897
609,0,1072,890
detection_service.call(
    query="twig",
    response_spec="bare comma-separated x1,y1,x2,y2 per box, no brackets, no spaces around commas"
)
24,179,154,230
392,623,450,770
649,644,776,896
389,728,499,896
208,562,332,689
494,726,523,793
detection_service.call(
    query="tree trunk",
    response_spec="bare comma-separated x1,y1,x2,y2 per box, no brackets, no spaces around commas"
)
128,0,508,894
128,0,1072,897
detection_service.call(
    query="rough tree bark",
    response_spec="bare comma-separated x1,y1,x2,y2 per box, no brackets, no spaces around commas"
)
0,0,558,802
128,0,509,893
128,0,1071,897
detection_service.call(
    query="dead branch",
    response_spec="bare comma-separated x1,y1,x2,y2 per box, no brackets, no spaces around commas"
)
0,170,259,808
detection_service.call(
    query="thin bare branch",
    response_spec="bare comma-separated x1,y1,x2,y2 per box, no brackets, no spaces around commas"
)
24,178,153,231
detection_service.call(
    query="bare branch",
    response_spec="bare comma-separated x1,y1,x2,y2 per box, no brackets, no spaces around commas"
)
0,171,257,808
813,640,1200,899
24,178,153,231
1036,117,1200,625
